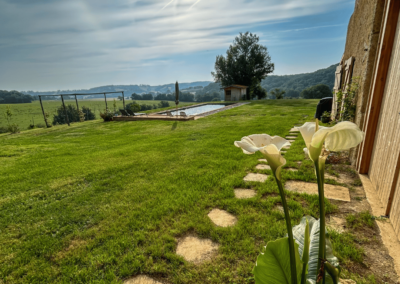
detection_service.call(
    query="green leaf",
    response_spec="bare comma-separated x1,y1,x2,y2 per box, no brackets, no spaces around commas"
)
301,219,310,284
292,216,339,284
253,237,303,284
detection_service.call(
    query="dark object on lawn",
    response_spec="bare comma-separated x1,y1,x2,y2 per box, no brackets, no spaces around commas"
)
120,109,129,116
126,109,135,116
315,97,333,121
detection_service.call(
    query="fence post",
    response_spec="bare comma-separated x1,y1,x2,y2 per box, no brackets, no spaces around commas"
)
104,93,108,110
122,91,126,109
39,95,49,127
61,95,70,126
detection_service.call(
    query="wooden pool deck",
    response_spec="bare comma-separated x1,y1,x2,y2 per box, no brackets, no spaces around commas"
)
112,102,250,122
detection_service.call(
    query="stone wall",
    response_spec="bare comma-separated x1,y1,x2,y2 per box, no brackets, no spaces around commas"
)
341,0,385,164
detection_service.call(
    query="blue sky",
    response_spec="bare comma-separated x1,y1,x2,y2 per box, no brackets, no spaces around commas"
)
0,0,355,91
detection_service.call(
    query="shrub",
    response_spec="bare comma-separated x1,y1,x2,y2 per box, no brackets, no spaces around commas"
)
52,105,96,125
0,126,8,134
8,124,20,134
158,101,170,108
126,102,141,112
36,123,46,128
100,109,114,122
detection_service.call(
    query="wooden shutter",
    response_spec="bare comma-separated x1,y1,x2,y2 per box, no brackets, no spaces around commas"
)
339,57,355,120
331,64,343,119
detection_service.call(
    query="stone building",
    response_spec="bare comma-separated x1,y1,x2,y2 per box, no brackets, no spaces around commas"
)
222,85,247,101
334,0,400,239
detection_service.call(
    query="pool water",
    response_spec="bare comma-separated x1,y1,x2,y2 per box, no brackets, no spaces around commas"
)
167,104,230,116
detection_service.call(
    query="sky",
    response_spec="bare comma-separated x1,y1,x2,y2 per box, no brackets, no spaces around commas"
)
0,0,355,91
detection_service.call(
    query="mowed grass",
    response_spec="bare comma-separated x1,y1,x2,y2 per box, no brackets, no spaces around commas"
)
0,99,335,283
0,100,195,129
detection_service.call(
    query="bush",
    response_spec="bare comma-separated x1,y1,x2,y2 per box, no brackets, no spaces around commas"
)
52,104,96,125
126,102,141,112
0,126,8,134
158,101,170,108
100,109,114,122
140,104,154,111
36,123,46,128
8,124,20,134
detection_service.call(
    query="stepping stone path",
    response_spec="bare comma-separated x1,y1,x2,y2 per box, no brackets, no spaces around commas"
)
286,136,298,139
290,128,299,132
256,164,271,170
328,216,347,233
285,181,351,202
285,168,298,172
288,140,295,143
243,173,269,182
274,205,284,213
124,276,162,284
176,236,219,264
234,188,257,199
258,159,268,163
208,209,237,227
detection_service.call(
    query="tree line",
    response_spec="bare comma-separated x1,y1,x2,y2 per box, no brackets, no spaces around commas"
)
129,91,222,103
0,90,35,104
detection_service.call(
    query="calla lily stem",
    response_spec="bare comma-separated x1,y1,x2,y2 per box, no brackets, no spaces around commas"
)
275,176,297,284
314,160,326,284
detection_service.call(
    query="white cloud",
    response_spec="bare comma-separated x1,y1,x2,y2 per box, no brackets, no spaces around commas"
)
0,0,352,90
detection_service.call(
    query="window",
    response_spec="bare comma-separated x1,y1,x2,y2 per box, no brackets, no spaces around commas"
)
226,90,231,96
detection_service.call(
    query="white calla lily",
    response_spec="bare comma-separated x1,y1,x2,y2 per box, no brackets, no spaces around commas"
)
296,121,364,162
234,134,290,180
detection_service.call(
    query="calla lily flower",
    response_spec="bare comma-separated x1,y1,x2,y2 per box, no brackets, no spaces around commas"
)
296,121,364,162
234,134,290,180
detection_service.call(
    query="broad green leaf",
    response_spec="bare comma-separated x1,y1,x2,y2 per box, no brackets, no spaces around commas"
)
253,237,302,284
292,216,339,284
301,219,310,284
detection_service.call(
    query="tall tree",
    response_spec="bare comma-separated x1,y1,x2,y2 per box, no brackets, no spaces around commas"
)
212,32,274,100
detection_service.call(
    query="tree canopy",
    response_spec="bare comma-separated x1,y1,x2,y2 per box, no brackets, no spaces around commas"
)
300,84,333,99
212,32,274,99
0,90,35,104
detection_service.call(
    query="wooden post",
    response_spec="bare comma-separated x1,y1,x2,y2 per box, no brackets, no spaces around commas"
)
39,95,49,127
75,95,79,111
104,93,108,110
61,95,70,126
122,91,126,109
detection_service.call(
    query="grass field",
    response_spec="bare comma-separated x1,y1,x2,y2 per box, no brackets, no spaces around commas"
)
0,99,344,283
0,100,195,130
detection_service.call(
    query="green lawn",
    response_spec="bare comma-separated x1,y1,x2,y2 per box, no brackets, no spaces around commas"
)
1,99,338,283
0,100,195,130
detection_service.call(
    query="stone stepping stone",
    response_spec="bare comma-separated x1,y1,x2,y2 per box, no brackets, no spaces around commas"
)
274,205,284,213
286,136,298,139
288,140,295,143
243,173,269,182
176,236,219,264
290,128,300,132
124,275,162,284
208,209,237,227
285,168,298,172
256,164,271,170
234,188,257,199
281,151,287,154
328,216,346,233
258,159,268,163
285,181,350,202
283,145,291,150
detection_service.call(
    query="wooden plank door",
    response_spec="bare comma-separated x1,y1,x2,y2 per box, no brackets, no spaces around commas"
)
369,12,400,231
390,171,400,236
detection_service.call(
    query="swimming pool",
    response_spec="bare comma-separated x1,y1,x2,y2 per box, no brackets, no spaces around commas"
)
165,103,232,116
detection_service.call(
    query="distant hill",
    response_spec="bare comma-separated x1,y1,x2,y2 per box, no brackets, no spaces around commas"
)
19,64,337,99
261,64,337,97
22,81,212,98
193,64,337,98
